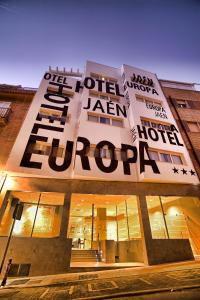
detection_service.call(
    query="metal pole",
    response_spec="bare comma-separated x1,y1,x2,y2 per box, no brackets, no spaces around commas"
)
0,173,7,194
125,200,130,240
159,196,170,239
91,204,94,249
30,193,41,237
0,218,16,273
116,205,119,242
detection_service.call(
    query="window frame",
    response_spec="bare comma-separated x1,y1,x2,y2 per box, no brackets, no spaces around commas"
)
148,148,185,165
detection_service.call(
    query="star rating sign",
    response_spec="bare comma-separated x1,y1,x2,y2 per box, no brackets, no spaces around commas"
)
181,168,187,175
189,169,196,176
172,167,179,173
172,167,195,176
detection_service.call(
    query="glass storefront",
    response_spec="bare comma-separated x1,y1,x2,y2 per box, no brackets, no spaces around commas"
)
68,194,141,249
0,191,64,238
146,196,200,255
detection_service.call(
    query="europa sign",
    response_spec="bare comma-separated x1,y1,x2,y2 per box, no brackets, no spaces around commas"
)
124,72,159,95
19,74,159,175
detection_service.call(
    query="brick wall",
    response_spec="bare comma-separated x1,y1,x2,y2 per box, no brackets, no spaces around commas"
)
162,86,200,178
0,92,34,169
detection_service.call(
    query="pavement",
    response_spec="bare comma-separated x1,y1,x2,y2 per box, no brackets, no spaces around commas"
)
0,260,200,299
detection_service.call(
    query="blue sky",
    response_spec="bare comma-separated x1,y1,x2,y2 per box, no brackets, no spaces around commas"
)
0,0,200,87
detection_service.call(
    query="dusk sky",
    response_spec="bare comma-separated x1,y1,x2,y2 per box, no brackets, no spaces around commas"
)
0,0,200,88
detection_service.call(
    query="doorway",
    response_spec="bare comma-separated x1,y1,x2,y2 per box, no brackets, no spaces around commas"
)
68,194,143,264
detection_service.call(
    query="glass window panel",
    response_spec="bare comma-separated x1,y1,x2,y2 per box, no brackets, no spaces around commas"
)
51,146,63,158
0,101,11,108
146,196,168,239
136,96,144,102
151,122,157,128
126,196,141,239
100,95,108,100
154,101,162,106
164,125,171,131
177,100,187,108
112,119,123,127
160,153,172,163
100,117,110,124
0,192,41,237
141,119,150,127
148,151,159,161
117,200,128,241
161,196,189,240
88,114,98,122
100,148,107,158
32,193,64,238
171,155,183,165
145,100,153,105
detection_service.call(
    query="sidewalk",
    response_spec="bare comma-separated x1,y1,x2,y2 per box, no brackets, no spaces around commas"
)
3,259,200,289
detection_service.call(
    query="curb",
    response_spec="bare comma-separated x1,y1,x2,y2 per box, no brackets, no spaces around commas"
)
72,284,200,299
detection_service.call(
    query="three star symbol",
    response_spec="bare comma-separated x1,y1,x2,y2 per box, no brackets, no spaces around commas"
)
172,167,196,176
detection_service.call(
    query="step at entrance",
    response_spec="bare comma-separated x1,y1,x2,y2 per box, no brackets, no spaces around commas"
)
71,249,98,262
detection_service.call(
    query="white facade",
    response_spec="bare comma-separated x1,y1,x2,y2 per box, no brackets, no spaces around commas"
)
6,61,199,184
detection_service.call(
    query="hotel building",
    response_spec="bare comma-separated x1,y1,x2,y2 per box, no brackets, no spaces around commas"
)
0,61,200,276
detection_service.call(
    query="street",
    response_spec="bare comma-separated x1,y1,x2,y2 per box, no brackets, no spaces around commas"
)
0,261,200,299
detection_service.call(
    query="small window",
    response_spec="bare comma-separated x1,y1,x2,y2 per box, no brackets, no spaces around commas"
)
89,91,98,98
88,114,98,122
121,151,127,161
0,101,11,108
171,155,183,165
0,101,11,121
187,122,200,132
160,153,172,163
151,122,158,129
110,95,119,102
32,143,51,156
100,95,109,100
136,96,144,102
141,119,150,127
164,125,171,131
51,147,64,158
145,100,153,105
148,151,159,161
112,119,123,127
100,148,107,158
154,101,162,107
100,117,110,124
177,100,188,108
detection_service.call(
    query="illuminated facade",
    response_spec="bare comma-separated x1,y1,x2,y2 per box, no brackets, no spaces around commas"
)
0,62,200,276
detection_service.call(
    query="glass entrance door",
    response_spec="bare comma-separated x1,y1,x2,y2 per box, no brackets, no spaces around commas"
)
68,194,141,250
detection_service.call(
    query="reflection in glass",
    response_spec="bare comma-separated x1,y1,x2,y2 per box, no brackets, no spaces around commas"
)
0,192,64,238
146,195,200,255
68,194,141,249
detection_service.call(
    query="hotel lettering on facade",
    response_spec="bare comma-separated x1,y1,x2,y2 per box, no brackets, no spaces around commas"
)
0,61,200,276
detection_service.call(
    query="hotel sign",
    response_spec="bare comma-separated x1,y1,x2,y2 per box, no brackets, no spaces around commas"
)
6,63,199,184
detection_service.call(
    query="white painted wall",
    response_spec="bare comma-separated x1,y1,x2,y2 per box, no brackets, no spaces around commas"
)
5,61,199,184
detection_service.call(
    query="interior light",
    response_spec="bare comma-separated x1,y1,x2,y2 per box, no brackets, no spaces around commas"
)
27,205,37,216
168,206,179,216
13,219,23,234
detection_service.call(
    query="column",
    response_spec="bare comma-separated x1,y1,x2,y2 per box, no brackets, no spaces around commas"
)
137,195,153,265
59,192,71,238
